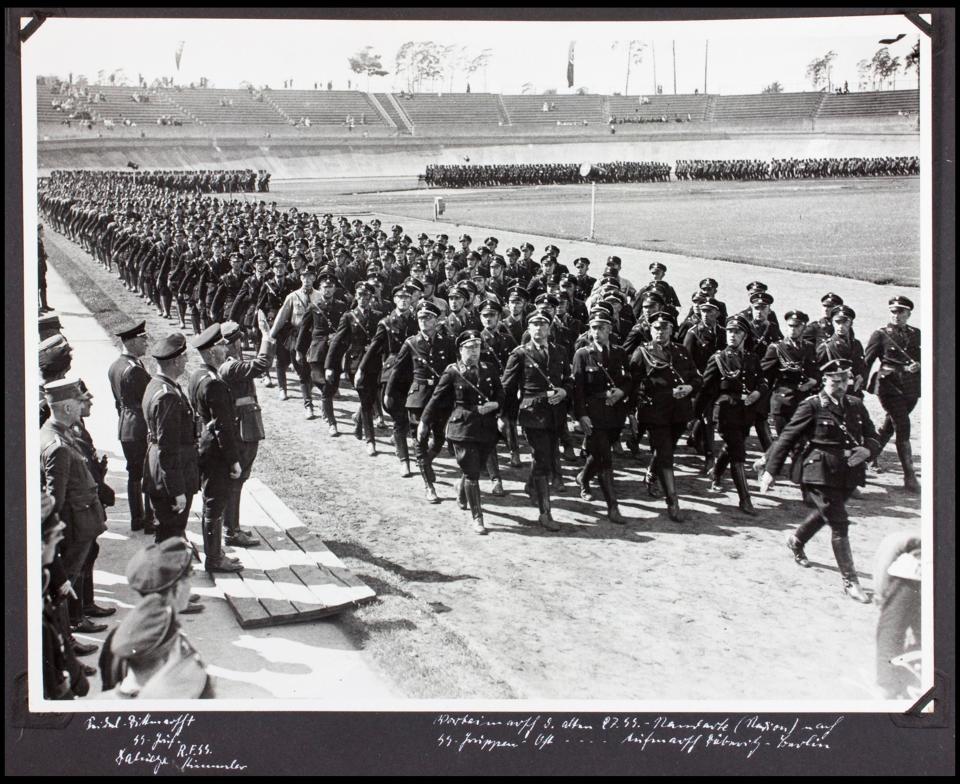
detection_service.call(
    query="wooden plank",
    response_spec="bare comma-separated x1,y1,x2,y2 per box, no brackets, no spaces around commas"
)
214,572,273,628
245,478,302,531
289,564,376,606
234,573,300,620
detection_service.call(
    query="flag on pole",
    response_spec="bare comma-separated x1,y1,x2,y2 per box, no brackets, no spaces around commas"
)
567,41,575,88
879,33,906,44
175,41,185,71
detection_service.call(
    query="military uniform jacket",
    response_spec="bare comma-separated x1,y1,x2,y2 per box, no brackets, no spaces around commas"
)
501,315,526,346
108,352,151,443
40,419,107,544
766,391,880,489
500,342,574,429
444,307,482,339
761,338,819,414
697,347,768,424
326,306,383,374
817,335,867,395
142,373,200,499
748,319,784,358
385,331,458,410
864,324,921,398
187,364,241,466
358,308,418,387
229,273,265,325
802,316,834,346
635,280,681,311
572,342,632,430
421,360,506,444
682,322,724,373
256,276,292,323
209,271,244,323
297,296,350,362
219,347,274,444
480,324,518,372
629,342,702,425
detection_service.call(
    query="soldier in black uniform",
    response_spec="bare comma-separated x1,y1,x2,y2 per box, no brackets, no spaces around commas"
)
107,321,155,533
635,262,681,310
629,311,701,522
571,257,596,302
385,301,458,503
817,305,867,397
142,334,199,544
420,330,506,534
761,359,881,603
501,312,574,532
39,223,52,312
698,314,767,515
187,325,244,573
683,298,724,475
218,321,277,548
803,292,844,346
864,295,922,493
257,258,294,399
572,311,632,523
745,291,783,452
357,284,418,471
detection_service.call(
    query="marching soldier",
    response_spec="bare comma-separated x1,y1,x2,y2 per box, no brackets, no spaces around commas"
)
698,314,767,515
761,358,882,603
803,292,844,345
257,257,294,399
385,301,458,503
218,321,277,547
107,321,155,533
864,295,922,493
357,283,419,469
629,311,701,522
817,305,867,397
683,298,724,475
501,311,574,532
419,330,506,534
745,291,782,452
142,333,200,544
635,262,681,310
187,325,244,573
572,310,632,523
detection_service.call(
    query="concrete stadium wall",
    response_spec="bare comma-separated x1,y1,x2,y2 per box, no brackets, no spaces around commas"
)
37,126,920,180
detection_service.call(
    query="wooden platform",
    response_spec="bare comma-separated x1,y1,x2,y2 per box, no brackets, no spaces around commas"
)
190,479,376,629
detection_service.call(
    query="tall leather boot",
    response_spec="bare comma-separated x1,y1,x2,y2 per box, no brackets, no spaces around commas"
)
524,473,537,506
534,476,560,531
896,439,921,494
142,491,156,534
204,514,243,573
599,469,626,524
486,452,504,496
576,455,595,501
128,477,144,531
756,418,773,451
420,446,440,503
659,465,684,523
395,433,411,476
644,462,661,498
464,478,487,534
160,292,172,319
710,448,729,491
301,383,315,420
224,483,259,548
456,477,468,510
832,535,870,603
730,462,757,515
190,308,202,336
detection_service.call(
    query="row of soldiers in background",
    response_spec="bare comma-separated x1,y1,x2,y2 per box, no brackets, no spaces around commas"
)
675,156,920,181
423,161,672,188
46,167,270,194
38,168,922,601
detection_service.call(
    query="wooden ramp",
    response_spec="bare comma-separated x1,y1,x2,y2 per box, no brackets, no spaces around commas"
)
190,478,376,629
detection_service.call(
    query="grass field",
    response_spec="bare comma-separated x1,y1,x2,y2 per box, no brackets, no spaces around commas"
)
268,177,920,286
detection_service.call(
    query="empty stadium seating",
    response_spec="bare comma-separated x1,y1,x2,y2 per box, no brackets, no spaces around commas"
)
711,92,824,122
817,89,919,118
393,93,502,125
606,94,710,122
163,88,287,125
501,94,603,125
265,90,384,125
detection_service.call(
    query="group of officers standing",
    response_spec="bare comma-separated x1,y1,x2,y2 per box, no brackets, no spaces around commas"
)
38,168,922,605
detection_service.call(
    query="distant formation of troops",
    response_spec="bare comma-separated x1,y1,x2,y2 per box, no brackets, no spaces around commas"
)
46,168,270,194
38,168,922,606
675,156,920,181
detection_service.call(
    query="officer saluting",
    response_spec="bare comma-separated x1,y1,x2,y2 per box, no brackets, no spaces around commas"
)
142,334,200,544
187,325,244,573
864,295,921,493
218,321,277,547
761,359,882,603
108,321,155,533
419,330,505,534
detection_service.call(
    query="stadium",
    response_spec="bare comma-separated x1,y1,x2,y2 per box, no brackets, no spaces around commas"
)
25,20,928,715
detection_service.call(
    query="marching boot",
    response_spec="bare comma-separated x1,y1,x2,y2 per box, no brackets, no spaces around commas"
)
785,533,811,567
524,473,537,507
423,477,440,504
832,535,870,603
204,515,243,573
456,477,468,510
160,292,172,320
301,384,315,419
576,463,594,501
701,452,716,478
897,439,921,494
486,452,504,496
534,476,560,532
509,449,523,468
395,433,412,476
599,469,626,525
731,462,757,516
128,477,144,531
644,464,661,498
142,492,156,535
465,479,487,535
756,418,774,451
190,309,202,336
710,449,729,492
659,467,684,523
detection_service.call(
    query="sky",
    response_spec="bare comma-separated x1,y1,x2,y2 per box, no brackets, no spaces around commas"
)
21,13,922,96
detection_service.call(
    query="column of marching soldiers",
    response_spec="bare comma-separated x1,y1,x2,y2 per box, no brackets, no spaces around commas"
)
424,156,919,187
38,169,922,619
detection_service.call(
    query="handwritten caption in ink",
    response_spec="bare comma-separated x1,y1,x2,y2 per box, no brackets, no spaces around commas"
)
85,714,248,774
433,714,845,757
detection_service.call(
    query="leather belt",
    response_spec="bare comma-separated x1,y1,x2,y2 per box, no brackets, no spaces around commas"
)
234,395,257,407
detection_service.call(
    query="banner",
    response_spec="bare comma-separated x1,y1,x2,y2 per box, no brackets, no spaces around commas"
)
567,41,575,87
175,41,185,71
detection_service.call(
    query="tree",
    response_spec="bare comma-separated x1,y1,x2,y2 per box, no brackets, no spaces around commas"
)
542,88,557,95
348,46,389,92
856,58,874,91
464,48,492,91
612,40,646,95
395,42,443,92
805,50,837,91
871,47,900,90
903,38,920,80
761,81,784,94
575,86,590,95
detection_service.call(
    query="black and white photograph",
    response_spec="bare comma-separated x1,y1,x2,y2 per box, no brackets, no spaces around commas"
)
6,7,954,777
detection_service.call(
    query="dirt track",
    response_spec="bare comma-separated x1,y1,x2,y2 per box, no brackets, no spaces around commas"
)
41,204,923,701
